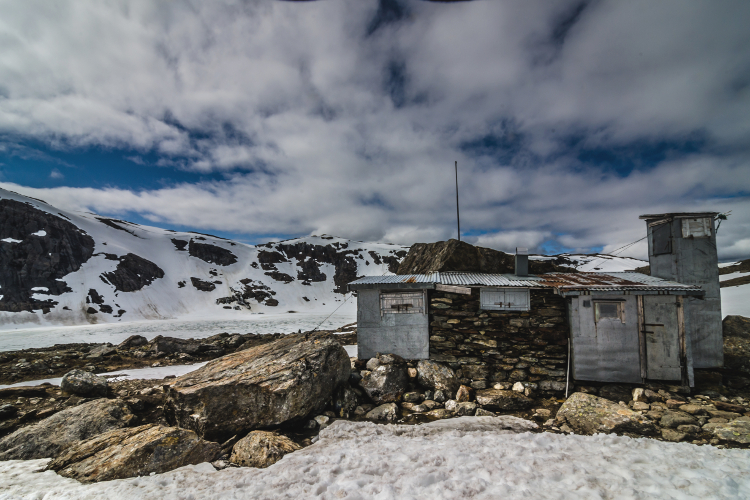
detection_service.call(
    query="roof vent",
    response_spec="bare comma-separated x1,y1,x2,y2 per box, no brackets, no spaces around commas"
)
515,247,528,277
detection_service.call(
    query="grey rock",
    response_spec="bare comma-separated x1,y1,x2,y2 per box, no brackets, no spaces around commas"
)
163,332,350,441
632,388,647,402
433,390,448,403
61,369,108,397
538,380,566,392
454,402,477,416
230,431,301,468
711,420,750,444
417,360,459,396
359,355,408,405
678,404,708,416
475,408,496,417
365,358,380,371
86,344,117,359
556,392,657,436
0,399,134,460
117,335,148,349
148,336,201,355
47,424,220,482
366,403,399,422
332,384,360,418
660,411,698,429
707,410,742,420
676,424,700,435
475,389,533,410
426,409,455,420
0,404,18,420
661,428,687,442
403,392,424,403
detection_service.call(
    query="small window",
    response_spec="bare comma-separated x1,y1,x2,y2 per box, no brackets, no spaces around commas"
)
380,291,424,315
594,301,625,323
681,218,711,238
480,288,530,311
651,222,672,256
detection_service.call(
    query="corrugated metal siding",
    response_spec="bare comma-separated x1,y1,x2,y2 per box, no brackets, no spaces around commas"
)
349,272,544,287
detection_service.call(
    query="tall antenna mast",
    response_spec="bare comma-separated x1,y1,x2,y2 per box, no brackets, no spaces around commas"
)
455,160,460,241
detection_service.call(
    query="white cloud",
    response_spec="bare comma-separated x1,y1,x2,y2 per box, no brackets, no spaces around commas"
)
49,168,63,179
0,0,748,260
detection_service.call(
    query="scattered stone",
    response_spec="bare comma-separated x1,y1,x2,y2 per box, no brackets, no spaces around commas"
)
475,408,496,417
433,390,448,403
0,404,18,420
359,355,408,405
665,399,684,410
47,424,220,482
403,392,423,403
715,401,746,413
426,409,455,420
455,385,472,402
230,431,301,468
365,403,399,422
632,388,647,403
661,429,687,442
332,384,360,419
660,411,698,429
407,368,417,378
556,392,657,436
599,385,632,404
678,404,708,416
676,424,700,436
164,332,350,441
538,380,566,392
117,335,148,349
416,360,459,396
454,402,477,416
475,389,533,411
708,410,742,420
0,399,134,460
60,369,108,397
711,420,750,444
632,402,650,411
314,415,330,429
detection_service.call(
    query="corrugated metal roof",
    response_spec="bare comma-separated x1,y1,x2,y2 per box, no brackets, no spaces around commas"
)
539,272,702,291
349,271,703,293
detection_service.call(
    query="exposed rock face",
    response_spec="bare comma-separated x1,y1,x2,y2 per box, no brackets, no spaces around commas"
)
229,431,301,468
0,198,94,312
191,277,217,291
148,336,202,356
188,239,237,266
46,424,221,483
164,332,350,441
101,253,164,292
724,315,750,339
556,392,657,436
397,239,575,275
60,369,108,397
475,389,533,410
417,360,459,396
0,399,134,460
359,355,408,405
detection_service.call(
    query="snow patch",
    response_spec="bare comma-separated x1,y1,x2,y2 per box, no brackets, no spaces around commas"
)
1,237,22,243
0,418,748,499
31,230,47,237
30,287,49,292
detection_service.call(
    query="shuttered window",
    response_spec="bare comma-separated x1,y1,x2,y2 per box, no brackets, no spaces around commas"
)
651,222,672,255
380,291,425,315
480,288,530,311
681,218,711,238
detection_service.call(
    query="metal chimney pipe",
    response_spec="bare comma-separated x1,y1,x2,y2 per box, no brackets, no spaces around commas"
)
515,247,529,277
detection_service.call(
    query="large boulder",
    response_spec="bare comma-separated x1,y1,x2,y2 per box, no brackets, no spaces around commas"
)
556,392,657,436
365,403,399,422
723,315,750,339
359,354,408,405
60,369,108,397
46,424,220,482
475,389,533,411
148,336,201,355
417,360,459,396
0,399,134,460
229,431,301,468
163,332,350,441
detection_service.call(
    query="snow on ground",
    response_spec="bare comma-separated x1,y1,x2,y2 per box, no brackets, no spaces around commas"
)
721,285,750,317
1,417,748,500
531,253,647,272
720,271,750,282
0,312,355,352
0,361,211,389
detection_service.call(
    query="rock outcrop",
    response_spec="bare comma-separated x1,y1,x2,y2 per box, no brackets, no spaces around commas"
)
229,431,301,468
556,392,657,436
188,238,238,266
101,253,165,292
46,424,221,482
0,399,134,460
60,369,108,397
475,389,533,410
0,198,94,312
396,239,575,275
164,332,350,441
724,315,750,339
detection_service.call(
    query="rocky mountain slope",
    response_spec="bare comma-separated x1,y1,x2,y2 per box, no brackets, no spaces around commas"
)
0,188,408,328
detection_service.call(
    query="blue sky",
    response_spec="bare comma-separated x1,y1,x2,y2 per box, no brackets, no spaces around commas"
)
0,0,749,258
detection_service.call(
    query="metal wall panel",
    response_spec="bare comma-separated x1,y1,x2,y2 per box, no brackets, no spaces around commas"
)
642,295,682,380
356,289,429,360
571,295,642,383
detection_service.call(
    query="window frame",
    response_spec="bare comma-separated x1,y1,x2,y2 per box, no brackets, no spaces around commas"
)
681,218,711,239
479,287,530,312
594,300,625,324
379,290,426,316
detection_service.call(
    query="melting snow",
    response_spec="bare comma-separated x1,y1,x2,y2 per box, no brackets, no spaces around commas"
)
0,417,748,499
1,237,22,243
30,287,49,292
31,230,47,237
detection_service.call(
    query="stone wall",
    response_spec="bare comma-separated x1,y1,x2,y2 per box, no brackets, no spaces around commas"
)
427,288,570,394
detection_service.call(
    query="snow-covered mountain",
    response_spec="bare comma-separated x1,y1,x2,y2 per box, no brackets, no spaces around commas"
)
0,188,408,329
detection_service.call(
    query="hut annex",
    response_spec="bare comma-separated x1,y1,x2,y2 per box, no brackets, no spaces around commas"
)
347,213,723,391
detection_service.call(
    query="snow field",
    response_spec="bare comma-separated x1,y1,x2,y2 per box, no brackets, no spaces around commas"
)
0,313,356,352
1,417,749,500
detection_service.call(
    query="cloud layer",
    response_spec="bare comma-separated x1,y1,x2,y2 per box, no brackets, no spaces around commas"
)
0,0,749,259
